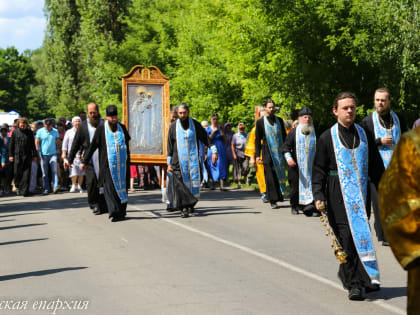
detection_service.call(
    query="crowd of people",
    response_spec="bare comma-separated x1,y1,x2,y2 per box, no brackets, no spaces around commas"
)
0,111,162,198
0,88,419,309
164,88,419,307
0,115,85,197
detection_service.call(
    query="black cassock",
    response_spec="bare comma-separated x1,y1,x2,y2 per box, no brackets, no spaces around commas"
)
255,115,287,203
167,118,210,210
83,123,131,219
361,111,407,242
69,120,107,213
281,127,317,210
312,123,381,290
9,128,36,195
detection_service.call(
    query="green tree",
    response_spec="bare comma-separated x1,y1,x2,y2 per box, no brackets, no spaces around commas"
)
0,47,34,116
35,0,419,127
43,0,82,117
26,49,54,120
75,0,131,115
319,0,419,122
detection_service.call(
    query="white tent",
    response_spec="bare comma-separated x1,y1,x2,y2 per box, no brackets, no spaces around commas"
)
0,111,20,128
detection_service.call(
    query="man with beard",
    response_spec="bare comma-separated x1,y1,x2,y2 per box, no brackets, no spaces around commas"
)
68,103,107,215
312,92,382,300
282,106,318,216
9,118,37,197
167,103,217,218
255,98,287,209
361,88,407,246
82,105,131,222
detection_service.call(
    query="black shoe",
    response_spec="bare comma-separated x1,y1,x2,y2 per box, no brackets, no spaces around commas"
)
166,204,175,212
382,241,390,246
262,197,269,203
270,202,279,209
189,206,195,213
303,210,313,217
291,207,299,215
23,192,33,197
365,284,380,293
348,288,364,301
110,216,125,222
181,208,190,218
92,207,101,215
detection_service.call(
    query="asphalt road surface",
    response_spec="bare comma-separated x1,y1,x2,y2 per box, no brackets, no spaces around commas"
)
0,188,407,315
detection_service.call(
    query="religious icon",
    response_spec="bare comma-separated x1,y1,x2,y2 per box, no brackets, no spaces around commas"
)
122,65,170,164
128,84,163,155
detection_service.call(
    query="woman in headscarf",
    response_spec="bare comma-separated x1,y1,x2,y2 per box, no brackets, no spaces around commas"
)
62,116,85,192
206,113,227,190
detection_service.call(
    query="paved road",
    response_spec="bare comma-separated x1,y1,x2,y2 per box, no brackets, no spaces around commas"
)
0,189,406,315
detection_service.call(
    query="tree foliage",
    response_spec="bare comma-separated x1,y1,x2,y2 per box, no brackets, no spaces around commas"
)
8,0,420,126
0,47,34,116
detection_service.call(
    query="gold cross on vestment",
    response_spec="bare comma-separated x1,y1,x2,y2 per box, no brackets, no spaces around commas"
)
351,203,360,213
343,169,352,178
359,238,369,248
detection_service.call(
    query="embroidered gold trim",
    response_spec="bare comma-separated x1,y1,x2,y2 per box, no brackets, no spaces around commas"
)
401,249,420,269
406,129,420,157
384,199,420,227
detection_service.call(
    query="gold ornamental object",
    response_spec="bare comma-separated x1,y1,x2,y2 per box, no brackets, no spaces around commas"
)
319,204,347,264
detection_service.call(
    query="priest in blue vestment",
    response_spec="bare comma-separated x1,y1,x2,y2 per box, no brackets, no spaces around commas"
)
361,88,408,246
255,98,287,209
281,106,318,216
167,103,217,218
82,105,131,222
312,92,382,301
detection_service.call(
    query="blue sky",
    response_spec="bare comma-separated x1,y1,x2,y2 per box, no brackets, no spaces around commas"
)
0,0,46,52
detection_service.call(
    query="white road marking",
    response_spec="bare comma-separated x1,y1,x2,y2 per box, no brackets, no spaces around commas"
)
128,206,405,315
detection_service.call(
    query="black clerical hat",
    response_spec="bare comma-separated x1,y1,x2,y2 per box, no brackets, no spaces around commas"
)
106,105,118,116
298,106,312,116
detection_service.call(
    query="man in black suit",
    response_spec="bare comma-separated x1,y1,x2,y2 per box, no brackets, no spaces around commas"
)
68,103,107,214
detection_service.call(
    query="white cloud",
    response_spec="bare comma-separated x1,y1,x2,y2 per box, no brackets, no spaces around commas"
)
0,0,44,18
0,0,45,51
0,16,46,51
